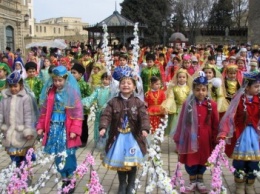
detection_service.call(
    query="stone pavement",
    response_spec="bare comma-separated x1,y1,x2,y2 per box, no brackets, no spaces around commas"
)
0,122,260,194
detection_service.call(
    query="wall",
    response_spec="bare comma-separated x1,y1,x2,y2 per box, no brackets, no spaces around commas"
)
248,0,260,44
195,35,248,45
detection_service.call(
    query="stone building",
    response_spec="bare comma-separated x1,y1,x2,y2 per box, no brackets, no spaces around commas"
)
0,0,31,53
248,0,260,45
33,17,88,40
24,17,89,48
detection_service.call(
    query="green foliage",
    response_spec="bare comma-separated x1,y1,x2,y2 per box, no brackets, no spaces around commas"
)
120,0,172,45
208,0,233,28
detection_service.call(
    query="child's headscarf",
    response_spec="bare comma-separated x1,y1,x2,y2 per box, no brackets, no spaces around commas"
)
218,71,260,142
39,66,83,120
174,71,209,154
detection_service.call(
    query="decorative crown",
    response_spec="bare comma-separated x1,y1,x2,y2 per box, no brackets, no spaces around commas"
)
203,63,215,70
193,71,208,85
112,66,133,81
226,64,238,71
6,71,21,85
243,72,260,81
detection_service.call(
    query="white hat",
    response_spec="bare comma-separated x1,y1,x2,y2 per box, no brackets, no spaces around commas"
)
240,48,247,52
191,56,198,62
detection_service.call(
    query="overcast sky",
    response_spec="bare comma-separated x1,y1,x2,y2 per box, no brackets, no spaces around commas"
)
34,0,123,24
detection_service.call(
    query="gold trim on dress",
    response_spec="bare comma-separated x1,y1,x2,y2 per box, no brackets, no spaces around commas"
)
102,162,142,171
6,147,34,156
118,127,131,134
231,154,260,161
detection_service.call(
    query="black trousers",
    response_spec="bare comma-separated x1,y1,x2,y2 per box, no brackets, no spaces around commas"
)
80,114,89,144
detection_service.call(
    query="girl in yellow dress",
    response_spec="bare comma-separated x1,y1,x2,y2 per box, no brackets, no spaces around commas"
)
222,64,243,102
161,68,192,135
90,63,104,90
202,64,229,115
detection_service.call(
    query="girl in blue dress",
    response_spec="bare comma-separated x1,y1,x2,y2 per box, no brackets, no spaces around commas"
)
37,66,83,193
99,74,150,194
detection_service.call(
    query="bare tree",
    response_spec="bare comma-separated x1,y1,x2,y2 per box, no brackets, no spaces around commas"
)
171,0,216,44
231,0,249,27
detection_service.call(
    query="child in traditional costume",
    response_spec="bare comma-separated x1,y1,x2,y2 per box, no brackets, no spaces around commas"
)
140,53,161,93
90,63,103,90
174,72,219,194
14,61,27,79
218,72,260,194
0,62,11,100
162,68,192,136
37,66,83,193
39,58,51,84
222,64,243,102
82,72,111,142
99,73,150,194
182,55,196,76
25,62,43,104
202,64,229,114
71,63,92,147
0,71,37,166
145,76,166,134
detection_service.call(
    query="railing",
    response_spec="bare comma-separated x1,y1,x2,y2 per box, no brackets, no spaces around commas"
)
84,23,147,28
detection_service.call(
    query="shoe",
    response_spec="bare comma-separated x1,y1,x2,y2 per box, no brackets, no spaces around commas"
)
196,182,209,194
245,184,255,194
182,182,197,194
234,181,245,194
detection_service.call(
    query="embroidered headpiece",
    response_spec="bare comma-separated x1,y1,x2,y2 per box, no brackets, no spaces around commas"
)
6,71,21,84
112,66,133,81
193,71,208,85
52,65,68,77
0,62,11,75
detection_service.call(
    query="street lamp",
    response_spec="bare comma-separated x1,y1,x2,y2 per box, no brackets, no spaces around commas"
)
24,14,29,21
162,20,166,46
24,14,29,27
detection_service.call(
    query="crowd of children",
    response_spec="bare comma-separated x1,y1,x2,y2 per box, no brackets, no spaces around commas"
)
0,43,260,194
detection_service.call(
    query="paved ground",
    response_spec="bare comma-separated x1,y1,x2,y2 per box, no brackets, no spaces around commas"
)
0,122,260,194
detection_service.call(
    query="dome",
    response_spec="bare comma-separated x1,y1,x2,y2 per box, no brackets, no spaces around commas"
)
169,32,188,42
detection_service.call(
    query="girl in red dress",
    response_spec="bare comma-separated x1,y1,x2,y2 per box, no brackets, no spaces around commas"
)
218,72,260,194
145,76,166,134
174,72,219,194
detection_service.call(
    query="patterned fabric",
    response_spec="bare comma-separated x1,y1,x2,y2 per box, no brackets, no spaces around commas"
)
0,79,6,100
82,86,110,141
39,68,50,84
78,79,91,98
25,77,43,103
78,79,91,115
44,91,76,155
140,67,161,93
103,114,144,171
145,89,166,134
232,125,260,160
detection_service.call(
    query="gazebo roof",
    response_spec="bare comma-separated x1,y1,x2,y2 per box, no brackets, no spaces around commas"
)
169,32,188,42
96,10,135,27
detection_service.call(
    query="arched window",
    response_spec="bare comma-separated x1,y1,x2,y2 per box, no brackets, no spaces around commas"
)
6,26,14,52
54,27,56,34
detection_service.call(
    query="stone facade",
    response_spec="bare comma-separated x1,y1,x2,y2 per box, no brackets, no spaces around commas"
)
0,0,30,53
248,0,260,44
33,17,88,42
